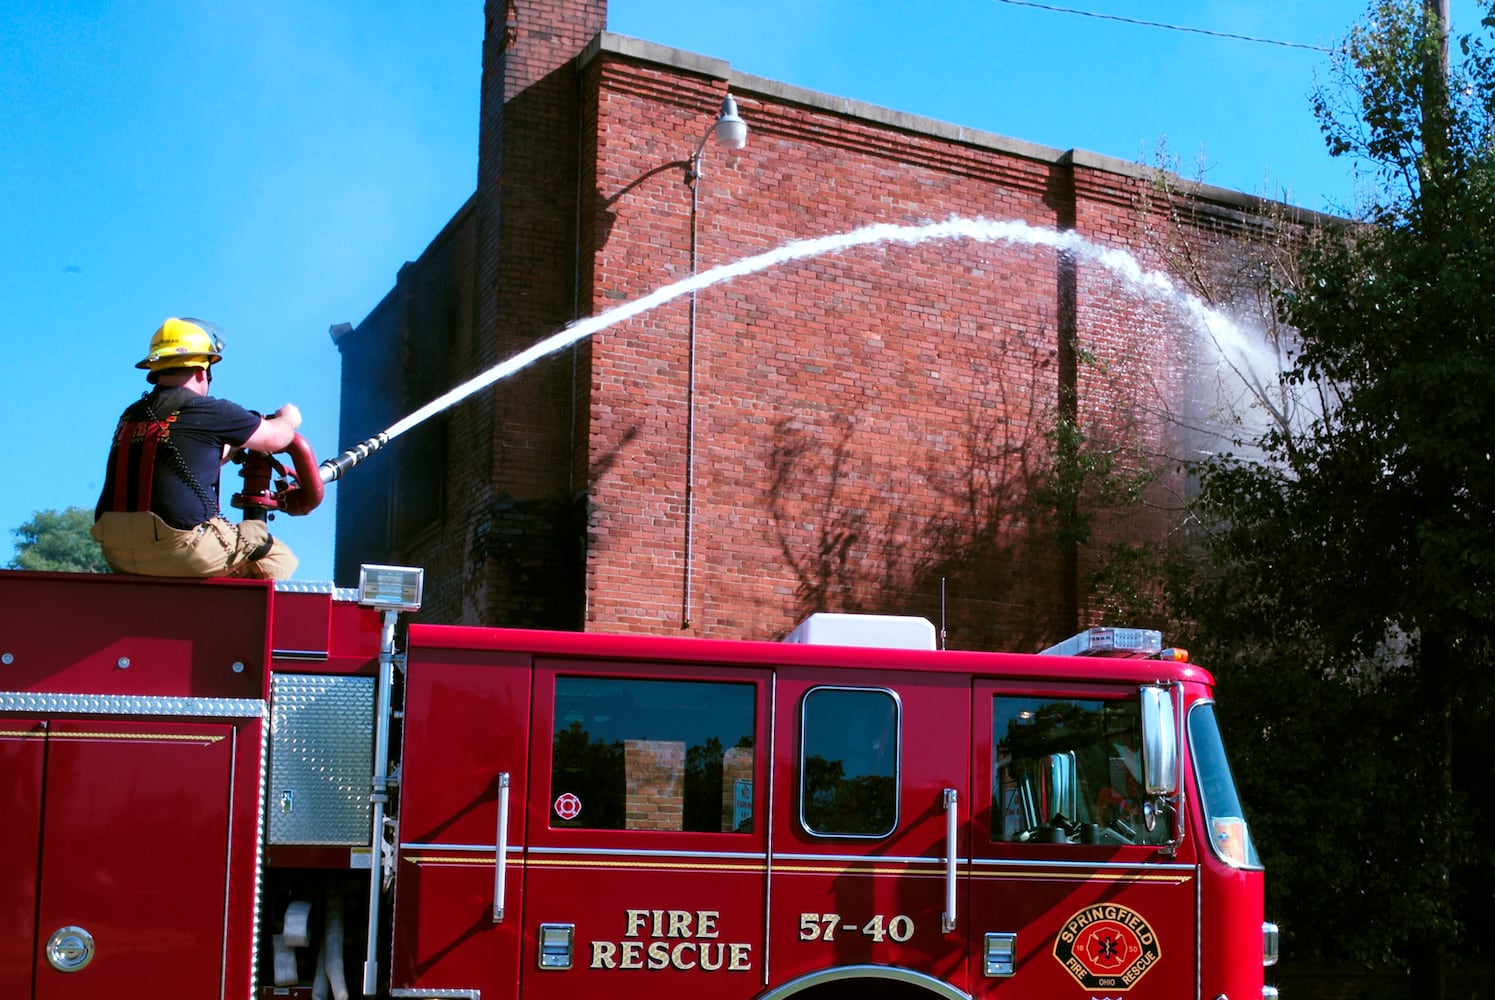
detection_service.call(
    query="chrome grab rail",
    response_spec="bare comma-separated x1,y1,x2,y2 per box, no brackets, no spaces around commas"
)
942,787,958,933
494,772,511,923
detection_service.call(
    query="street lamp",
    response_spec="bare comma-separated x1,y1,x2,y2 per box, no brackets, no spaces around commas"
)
687,96,749,182
683,93,748,629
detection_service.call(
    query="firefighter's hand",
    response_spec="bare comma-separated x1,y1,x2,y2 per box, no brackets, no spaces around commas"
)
272,403,302,430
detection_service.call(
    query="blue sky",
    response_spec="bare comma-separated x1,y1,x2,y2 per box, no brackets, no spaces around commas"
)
2,2,1480,581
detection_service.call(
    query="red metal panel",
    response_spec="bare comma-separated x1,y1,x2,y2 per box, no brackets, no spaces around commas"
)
33,719,234,1000
270,591,335,656
0,571,270,701
0,719,45,998
391,643,533,997
407,622,1213,688
270,591,382,674
767,667,972,993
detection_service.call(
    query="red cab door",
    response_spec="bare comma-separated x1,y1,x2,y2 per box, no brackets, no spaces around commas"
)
968,680,1197,996
768,666,972,992
520,660,769,1000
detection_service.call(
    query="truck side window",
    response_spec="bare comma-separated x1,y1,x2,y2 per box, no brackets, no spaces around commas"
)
551,677,756,833
991,695,1170,846
800,687,899,837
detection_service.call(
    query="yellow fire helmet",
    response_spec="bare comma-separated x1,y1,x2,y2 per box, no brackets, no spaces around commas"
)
136,317,227,380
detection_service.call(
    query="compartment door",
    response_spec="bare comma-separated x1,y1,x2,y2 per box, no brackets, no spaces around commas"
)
33,720,235,1000
0,719,46,999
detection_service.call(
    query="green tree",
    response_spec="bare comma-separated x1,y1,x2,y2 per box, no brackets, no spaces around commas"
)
8,506,108,573
1190,2,1495,991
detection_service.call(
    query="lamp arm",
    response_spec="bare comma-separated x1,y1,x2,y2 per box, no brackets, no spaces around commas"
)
686,121,716,183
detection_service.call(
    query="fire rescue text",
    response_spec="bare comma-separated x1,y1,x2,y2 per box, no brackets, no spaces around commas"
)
589,910,753,972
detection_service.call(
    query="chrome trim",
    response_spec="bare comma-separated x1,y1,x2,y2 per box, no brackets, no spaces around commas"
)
775,851,950,866
249,709,269,999
755,964,970,1000
983,932,1017,977
1173,683,1188,855
493,773,510,923
527,845,768,861
44,926,95,973
537,922,575,969
400,844,770,861
763,670,777,987
941,788,958,932
389,990,480,999
273,580,359,601
968,856,1195,872
364,609,398,996
798,685,902,839
0,692,263,718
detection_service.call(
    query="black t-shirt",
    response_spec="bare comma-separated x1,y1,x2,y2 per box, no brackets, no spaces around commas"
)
96,390,263,529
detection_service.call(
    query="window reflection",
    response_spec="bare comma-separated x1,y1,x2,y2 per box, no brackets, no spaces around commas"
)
551,677,755,832
801,687,899,837
992,695,1170,846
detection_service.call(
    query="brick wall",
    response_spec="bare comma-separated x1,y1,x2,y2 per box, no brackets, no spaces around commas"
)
338,3,1305,644
579,49,1255,650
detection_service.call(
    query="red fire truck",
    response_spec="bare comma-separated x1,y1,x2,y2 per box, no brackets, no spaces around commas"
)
0,564,1278,1000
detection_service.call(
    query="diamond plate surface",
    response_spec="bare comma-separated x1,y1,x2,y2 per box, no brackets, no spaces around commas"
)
268,674,374,845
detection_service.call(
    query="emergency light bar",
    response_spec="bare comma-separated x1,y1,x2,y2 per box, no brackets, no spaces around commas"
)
357,564,425,612
1039,627,1162,658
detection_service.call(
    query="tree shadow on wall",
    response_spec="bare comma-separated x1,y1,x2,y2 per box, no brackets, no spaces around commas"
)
766,388,1094,652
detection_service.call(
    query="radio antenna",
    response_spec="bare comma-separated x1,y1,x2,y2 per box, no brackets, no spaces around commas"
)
940,577,949,650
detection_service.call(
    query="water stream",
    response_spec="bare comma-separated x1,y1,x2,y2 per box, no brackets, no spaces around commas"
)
327,216,1271,476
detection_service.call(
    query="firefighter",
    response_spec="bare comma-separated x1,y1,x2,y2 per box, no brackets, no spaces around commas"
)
92,317,302,579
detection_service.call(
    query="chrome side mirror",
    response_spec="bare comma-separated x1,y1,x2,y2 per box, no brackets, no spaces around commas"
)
1140,686,1177,796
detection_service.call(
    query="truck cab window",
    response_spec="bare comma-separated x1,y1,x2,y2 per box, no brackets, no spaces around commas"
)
551,677,756,833
800,687,900,837
992,695,1171,846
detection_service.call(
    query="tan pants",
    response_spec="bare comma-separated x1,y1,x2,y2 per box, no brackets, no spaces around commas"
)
92,511,298,580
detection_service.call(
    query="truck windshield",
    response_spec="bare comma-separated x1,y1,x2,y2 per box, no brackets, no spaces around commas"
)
1188,701,1261,869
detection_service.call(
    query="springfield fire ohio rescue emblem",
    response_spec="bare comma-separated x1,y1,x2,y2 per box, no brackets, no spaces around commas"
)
1052,904,1161,990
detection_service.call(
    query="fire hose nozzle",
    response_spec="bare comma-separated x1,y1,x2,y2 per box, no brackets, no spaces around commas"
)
319,433,391,484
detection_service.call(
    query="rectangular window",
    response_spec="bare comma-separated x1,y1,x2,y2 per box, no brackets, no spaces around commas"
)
992,694,1171,846
551,677,755,833
800,687,900,837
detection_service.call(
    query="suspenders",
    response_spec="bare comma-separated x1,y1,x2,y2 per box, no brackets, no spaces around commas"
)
104,388,199,514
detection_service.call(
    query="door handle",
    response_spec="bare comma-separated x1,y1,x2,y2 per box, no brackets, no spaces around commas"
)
494,772,511,923
942,787,958,933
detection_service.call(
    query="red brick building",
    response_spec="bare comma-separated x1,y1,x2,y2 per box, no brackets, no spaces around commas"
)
334,0,1289,649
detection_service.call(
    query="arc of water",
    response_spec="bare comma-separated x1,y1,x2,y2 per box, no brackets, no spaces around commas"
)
320,215,1244,483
